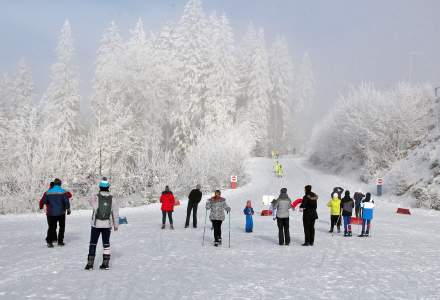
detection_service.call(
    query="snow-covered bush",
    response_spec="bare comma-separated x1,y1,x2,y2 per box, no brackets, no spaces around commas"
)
309,82,434,180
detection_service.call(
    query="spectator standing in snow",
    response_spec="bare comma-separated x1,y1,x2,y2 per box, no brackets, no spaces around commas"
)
85,178,119,270
341,190,354,236
185,184,202,228
353,191,365,218
206,190,231,246
274,188,292,245
359,193,375,237
243,200,254,233
300,185,318,246
327,193,342,233
160,185,176,230
41,178,71,248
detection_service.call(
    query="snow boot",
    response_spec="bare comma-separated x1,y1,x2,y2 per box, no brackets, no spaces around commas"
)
348,232,352,237
170,224,174,230
161,224,165,229
184,225,189,228
47,242,54,248
85,255,95,270
214,241,219,247
301,243,309,246
99,254,110,270
344,232,348,237
58,241,65,246
358,232,365,237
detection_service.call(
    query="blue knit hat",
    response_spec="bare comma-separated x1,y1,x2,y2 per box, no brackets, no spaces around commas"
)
99,177,110,188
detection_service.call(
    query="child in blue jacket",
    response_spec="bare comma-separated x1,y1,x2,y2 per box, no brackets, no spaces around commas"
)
243,200,254,232
359,193,375,237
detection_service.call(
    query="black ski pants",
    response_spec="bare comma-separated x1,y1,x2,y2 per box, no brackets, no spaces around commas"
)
185,200,199,227
162,211,173,225
46,214,65,243
303,216,316,245
277,217,290,245
211,220,223,242
88,227,111,256
330,215,341,232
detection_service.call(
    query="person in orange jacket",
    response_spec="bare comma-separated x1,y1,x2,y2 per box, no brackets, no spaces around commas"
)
160,185,176,230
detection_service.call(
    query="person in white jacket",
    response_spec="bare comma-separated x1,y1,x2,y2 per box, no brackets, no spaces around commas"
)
85,178,119,270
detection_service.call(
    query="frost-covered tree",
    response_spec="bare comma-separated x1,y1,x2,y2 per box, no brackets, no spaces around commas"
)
39,20,81,177
237,25,272,155
269,36,293,151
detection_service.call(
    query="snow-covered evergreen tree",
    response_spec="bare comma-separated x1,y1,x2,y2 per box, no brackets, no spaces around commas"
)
39,20,81,178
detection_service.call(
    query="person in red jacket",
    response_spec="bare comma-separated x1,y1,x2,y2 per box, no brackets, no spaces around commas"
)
39,183,73,214
160,186,175,230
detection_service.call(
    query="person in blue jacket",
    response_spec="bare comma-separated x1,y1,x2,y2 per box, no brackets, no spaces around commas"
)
243,200,254,232
41,178,71,247
359,193,375,237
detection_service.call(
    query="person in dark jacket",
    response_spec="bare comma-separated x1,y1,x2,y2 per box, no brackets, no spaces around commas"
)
185,184,202,228
41,178,71,247
341,190,354,237
300,185,318,246
353,191,365,218
273,188,292,246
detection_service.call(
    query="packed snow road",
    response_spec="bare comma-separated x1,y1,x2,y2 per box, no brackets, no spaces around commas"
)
1,157,439,300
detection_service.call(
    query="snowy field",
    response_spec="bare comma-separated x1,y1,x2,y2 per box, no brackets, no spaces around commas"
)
1,157,440,300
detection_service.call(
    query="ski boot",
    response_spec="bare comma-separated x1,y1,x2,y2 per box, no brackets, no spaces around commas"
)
85,255,95,270
99,254,110,270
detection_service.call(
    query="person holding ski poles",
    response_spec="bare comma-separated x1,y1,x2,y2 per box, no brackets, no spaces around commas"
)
206,190,231,246
85,177,119,270
300,185,318,246
327,193,341,233
341,190,354,237
185,184,202,228
359,193,375,237
274,188,292,246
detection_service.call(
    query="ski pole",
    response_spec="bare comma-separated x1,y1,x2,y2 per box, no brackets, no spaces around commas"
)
202,208,208,246
229,211,232,248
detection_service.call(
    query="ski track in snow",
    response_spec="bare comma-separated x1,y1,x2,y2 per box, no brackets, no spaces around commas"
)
1,157,440,300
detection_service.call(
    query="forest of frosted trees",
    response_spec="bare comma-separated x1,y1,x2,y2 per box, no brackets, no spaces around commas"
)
0,0,315,212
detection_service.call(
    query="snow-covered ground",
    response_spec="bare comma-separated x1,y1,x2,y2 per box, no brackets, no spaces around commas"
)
1,157,439,300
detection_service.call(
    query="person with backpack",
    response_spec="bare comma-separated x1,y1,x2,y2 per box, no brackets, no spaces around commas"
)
185,184,202,228
274,188,292,246
160,186,176,229
353,191,365,218
341,190,354,236
85,178,119,270
41,178,71,247
299,185,318,246
359,193,375,237
206,190,231,246
327,193,341,233
243,200,254,233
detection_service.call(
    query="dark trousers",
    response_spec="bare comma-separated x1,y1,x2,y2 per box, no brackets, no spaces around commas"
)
277,217,290,245
362,219,371,234
355,206,361,218
303,217,316,245
88,227,111,256
46,214,65,243
185,200,199,227
162,211,173,225
330,215,341,232
211,220,223,242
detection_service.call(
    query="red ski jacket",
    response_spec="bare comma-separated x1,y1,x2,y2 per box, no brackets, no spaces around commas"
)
160,192,175,212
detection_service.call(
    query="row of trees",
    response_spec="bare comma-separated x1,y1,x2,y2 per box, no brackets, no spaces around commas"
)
309,82,434,181
0,0,315,212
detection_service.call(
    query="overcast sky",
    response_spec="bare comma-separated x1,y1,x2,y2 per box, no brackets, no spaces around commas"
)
1,0,440,111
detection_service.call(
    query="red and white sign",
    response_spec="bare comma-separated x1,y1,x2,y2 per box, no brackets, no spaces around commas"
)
231,175,238,189
376,178,384,185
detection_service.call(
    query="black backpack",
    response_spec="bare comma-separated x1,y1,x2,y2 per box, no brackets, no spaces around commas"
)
96,193,113,220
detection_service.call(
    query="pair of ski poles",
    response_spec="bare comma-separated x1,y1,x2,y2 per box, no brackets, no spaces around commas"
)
202,208,231,248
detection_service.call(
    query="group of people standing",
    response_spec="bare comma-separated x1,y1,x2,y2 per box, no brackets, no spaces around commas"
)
327,187,375,237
